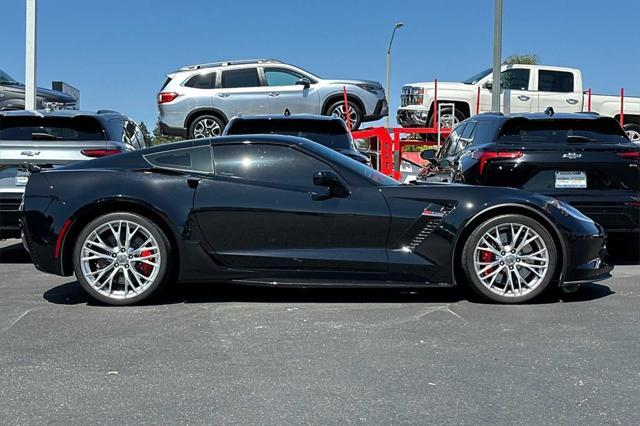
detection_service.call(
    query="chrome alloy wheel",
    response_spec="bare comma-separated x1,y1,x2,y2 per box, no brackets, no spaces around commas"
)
79,220,161,300
193,118,221,138
473,223,550,298
626,129,640,144
330,103,359,129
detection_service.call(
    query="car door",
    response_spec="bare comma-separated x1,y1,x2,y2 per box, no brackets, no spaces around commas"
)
213,67,269,118
500,67,534,113
535,69,581,113
193,142,390,272
262,67,321,115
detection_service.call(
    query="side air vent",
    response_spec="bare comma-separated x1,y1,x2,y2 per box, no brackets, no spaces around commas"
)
405,204,454,251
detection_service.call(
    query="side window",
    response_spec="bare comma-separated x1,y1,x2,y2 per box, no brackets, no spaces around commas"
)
213,144,328,187
538,70,574,93
122,120,137,147
144,146,213,173
263,67,303,86
220,68,260,89
459,121,477,149
133,123,148,148
443,123,466,157
501,69,530,90
184,72,216,89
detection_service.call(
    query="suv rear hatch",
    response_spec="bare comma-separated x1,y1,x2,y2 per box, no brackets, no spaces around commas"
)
0,115,117,195
484,116,640,232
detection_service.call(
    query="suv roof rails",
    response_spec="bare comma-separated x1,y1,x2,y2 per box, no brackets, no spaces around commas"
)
178,59,282,71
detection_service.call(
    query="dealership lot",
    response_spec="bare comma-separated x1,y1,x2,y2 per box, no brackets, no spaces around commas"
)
1,238,639,424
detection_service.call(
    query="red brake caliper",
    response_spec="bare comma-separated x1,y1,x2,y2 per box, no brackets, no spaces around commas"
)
139,250,153,276
480,250,495,276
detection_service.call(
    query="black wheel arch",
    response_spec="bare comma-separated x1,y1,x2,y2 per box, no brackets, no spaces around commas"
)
428,101,470,123
322,93,366,116
184,108,229,131
60,198,180,277
451,203,568,288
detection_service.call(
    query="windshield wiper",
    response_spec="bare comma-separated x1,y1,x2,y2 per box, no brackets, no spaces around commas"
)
567,135,596,143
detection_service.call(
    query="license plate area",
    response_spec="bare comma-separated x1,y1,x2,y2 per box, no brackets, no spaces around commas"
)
15,169,30,186
555,171,587,189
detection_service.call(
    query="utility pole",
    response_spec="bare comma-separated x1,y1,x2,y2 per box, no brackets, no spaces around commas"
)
25,0,37,110
386,22,403,128
491,0,503,112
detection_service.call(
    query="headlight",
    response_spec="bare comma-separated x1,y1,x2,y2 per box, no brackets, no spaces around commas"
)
356,84,383,94
410,87,424,95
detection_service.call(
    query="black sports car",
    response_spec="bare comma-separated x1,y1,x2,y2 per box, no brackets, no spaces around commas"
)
21,135,612,305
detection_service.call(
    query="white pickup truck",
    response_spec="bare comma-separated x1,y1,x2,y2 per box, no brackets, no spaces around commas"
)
397,64,640,142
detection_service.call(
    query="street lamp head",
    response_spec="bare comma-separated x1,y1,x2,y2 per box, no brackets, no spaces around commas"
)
395,22,404,29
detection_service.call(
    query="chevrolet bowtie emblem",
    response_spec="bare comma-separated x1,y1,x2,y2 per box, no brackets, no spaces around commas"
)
21,150,41,156
562,152,581,159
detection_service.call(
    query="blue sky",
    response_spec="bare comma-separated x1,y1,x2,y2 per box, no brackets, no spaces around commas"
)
2,0,638,129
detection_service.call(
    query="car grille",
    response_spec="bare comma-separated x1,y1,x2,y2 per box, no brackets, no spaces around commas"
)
401,87,424,107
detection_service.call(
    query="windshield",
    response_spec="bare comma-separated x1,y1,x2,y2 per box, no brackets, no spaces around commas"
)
463,68,492,84
0,69,19,85
0,116,106,141
498,117,631,144
228,119,353,150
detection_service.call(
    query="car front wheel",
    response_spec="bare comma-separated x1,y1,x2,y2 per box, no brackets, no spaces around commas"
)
327,100,362,130
461,214,558,303
189,114,224,139
73,212,170,305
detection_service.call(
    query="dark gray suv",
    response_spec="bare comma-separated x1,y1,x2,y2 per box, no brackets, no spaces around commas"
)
0,68,77,110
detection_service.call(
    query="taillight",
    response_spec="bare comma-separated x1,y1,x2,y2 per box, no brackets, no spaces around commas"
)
81,149,121,158
157,92,179,104
618,151,640,160
472,150,523,175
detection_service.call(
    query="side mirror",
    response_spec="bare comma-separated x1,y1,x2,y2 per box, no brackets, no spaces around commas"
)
420,150,436,160
295,77,311,89
484,80,493,90
312,170,349,199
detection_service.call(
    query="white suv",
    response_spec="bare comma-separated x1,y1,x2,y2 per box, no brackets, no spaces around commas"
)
158,59,387,138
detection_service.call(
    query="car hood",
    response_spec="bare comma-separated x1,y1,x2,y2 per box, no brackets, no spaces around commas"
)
404,82,471,92
322,79,383,88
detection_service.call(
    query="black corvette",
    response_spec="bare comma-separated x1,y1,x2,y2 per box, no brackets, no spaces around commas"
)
21,134,612,305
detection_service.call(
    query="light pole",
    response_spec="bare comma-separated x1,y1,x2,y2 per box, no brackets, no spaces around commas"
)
491,0,503,112
25,0,37,110
386,22,403,128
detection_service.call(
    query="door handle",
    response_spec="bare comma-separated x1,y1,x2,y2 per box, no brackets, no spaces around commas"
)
268,92,280,97
566,98,579,105
217,93,230,98
517,95,530,101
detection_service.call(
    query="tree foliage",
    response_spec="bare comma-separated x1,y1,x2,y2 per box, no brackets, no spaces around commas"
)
150,120,183,145
503,54,539,65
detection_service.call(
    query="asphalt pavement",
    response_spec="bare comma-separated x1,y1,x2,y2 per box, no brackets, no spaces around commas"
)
1,239,639,425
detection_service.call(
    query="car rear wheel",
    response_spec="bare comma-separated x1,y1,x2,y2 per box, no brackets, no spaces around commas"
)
327,100,362,130
73,212,170,305
624,124,640,144
461,214,558,303
189,114,224,139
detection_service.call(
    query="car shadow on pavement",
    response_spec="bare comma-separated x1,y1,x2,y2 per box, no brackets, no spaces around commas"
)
43,280,614,307
0,241,32,264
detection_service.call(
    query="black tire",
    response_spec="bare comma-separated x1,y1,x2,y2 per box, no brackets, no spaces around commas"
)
188,114,225,139
461,214,558,304
325,99,363,130
623,123,640,144
73,212,171,306
426,107,467,141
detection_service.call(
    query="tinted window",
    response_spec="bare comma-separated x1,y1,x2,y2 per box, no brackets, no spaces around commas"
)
538,70,574,93
0,116,105,141
221,68,260,89
145,146,213,172
122,120,143,148
498,118,630,144
459,121,477,148
184,72,216,89
501,69,530,90
264,68,303,86
442,123,465,156
214,144,327,186
226,119,352,150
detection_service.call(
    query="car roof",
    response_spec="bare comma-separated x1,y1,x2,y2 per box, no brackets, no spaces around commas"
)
174,59,283,73
0,109,127,121
472,111,608,124
228,114,343,123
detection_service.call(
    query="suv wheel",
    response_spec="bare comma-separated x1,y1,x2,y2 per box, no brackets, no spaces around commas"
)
327,100,362,130
189,114,224,139
624,124,640,144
